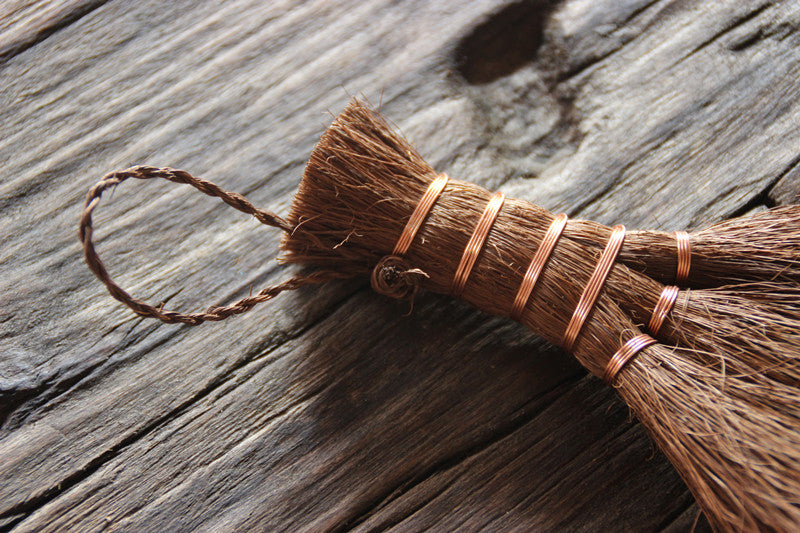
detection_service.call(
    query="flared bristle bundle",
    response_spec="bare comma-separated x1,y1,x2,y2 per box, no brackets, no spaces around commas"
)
619,351,800,530
282,100,800,531
284,100,438,271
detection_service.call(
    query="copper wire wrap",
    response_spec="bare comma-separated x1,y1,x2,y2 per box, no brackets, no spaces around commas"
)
648,285,680,336
603,334,657,384
510,213,568,321
371,173,448,299
393,173,449,256
451,191,505,298
675,230,691,284
562,225,626,352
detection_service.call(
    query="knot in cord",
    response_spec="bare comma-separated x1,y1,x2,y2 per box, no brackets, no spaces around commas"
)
370,255,429,299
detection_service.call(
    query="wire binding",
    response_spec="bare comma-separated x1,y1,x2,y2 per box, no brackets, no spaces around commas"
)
648,285,679,335
563,225,626,352
510,213,568,321
451,191,505,298
604,334,657,384
675,230,691,284
393,173,449,256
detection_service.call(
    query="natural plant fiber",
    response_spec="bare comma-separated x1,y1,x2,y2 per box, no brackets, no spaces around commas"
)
80,166,347,324
81,100,800,531
280,101,800,531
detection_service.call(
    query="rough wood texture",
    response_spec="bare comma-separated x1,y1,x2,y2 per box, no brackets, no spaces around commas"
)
1,0,799,531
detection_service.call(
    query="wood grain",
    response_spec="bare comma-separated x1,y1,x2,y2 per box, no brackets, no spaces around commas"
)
0,0,107,62
1,0,798,530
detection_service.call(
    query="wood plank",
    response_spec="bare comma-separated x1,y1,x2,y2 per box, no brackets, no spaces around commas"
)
1,0,798,530
0,0,107,62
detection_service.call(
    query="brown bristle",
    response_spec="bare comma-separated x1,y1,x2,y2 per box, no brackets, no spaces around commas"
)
283,100,439,272
81,100,800,530
82,102,800,531
282,99,800,531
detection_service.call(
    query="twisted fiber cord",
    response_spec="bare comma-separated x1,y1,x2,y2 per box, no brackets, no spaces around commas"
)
80,166,344,325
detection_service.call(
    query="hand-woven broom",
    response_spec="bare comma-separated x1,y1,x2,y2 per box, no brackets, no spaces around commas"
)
80,100,800,532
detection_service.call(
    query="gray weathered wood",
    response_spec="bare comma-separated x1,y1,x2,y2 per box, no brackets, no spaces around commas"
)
0,0,106,61
1,0,799,530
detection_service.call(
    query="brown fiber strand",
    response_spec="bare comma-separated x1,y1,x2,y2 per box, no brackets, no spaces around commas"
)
80,166,346,324
81,101,800,532
281,100,800,532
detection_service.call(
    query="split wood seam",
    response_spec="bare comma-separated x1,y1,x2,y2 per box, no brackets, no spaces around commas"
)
392,176,695,384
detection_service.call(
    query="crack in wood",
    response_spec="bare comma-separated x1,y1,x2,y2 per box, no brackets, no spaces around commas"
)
705,153,800,223
678,1,775,62
106,374,343,528
0,284,363,527
0,0,109,65
620,0,662,27
656,497,708,532
553,0,664,83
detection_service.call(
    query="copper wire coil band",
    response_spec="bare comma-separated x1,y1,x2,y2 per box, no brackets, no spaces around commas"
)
510,213,568,321
451,191,505,298
603,334,657,384
393,173,449,256
648,285,679,336
562,225,626,352
675,230,691,284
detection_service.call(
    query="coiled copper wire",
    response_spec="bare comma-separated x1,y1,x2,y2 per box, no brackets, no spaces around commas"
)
675,230,691,284
393,173,449,256
451,191,505,298
562,225,626,352
648,285,679,336
603,334,657,384
510,213,568,321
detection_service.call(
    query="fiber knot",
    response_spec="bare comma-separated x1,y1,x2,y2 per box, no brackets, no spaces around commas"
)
370,255,429,299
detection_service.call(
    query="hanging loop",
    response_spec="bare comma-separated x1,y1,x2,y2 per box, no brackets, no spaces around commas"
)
79,166,342,325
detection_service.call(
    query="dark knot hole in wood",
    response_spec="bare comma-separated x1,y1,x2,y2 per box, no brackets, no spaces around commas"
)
454,0,556,84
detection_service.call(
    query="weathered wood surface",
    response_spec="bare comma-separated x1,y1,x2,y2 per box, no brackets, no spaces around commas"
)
2,0,799,530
